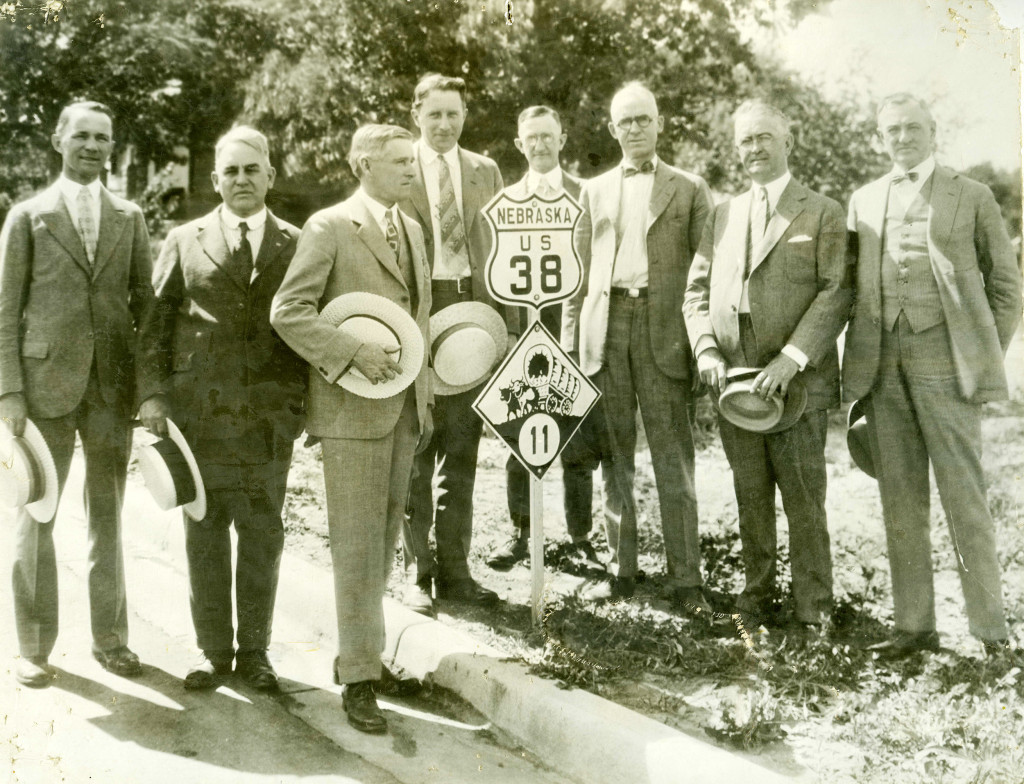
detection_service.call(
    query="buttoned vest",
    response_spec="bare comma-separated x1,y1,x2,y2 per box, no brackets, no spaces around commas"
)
396,219,418,314
881,177,944,332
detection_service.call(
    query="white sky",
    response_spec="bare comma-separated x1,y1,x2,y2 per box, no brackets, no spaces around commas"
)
753,0,1023,171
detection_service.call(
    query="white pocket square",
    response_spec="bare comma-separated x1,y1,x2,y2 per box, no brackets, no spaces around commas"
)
788,235,813,243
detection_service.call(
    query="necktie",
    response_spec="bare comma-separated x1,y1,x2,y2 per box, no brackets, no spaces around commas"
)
892,171,919,184
385,210,400,256
623,160,655,178
437,156,469,276
534,178,557,198
751,186,770,241
236,221,253,281
77,187,98,264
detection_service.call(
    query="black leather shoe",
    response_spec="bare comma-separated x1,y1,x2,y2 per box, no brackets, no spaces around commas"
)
982,639,1012,658
667,585,713,618
15,656,54,688
184,650,234,690
436,577,500,606
403,578,436,616
578,575,635,602
93,646,143,678
867,631,940,658
343,680,388,734
486,536,529,571
565,540,603,572
235,649,278,691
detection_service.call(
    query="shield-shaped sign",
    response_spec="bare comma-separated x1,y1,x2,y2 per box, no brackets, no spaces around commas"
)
482,190,583,310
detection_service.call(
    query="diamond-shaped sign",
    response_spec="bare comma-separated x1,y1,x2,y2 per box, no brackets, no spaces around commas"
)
473,321,600,479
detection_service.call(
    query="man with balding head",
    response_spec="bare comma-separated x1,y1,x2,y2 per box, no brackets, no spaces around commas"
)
562,82,713,608
684,99,852,630
138,126,307,690
844,93,1022,658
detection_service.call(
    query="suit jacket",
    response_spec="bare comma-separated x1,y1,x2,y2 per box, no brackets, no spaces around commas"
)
270,194,432,440
137,208,307,459
401,145,518,333
0,182,153,419
505,170,584,337
561,160,713,378
843,165,1022,403
683,178,853,410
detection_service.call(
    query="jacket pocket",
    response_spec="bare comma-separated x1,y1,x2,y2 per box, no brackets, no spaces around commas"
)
21,340,49,359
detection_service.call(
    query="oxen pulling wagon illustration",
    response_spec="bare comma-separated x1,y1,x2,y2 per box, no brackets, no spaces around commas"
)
498,345,581,422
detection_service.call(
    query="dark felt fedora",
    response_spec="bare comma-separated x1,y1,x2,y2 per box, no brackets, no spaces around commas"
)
846,399,876,478
0,419,59,522
138,419,206,519
718,367,807,434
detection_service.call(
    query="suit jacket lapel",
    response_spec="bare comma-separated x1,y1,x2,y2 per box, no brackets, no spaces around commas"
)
459,149,481,236
91,188,129,280
198,209,249,293
409,156,432,232
38,185,91,274
353,198,406,288
253,212,287,280
723,191,752,289
646,166,673,231
399,209,428,308
927,166,961,249
750,179,804,273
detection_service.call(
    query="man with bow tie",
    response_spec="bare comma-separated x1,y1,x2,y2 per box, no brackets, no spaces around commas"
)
0,101,155,687
487,105,603,574
138,126,307,690
561,82,713,608
844,93,1021,658
683,99,852,631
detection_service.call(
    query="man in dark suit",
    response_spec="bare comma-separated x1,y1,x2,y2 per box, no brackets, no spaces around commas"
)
844,93,1022,658
561,83,713,608
488,105,602,573
271,124,432,733
138,126,306,690
0,101,154,687
400,73,509,612
683,100,853,629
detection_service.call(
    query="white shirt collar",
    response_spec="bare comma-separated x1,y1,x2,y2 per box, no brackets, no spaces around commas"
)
417,139,460,169
890,155,935,183
619,154,659,175
750,171,791,212
357,188,397,228
221,205,267,230
57,174,101,203
526,167,564,194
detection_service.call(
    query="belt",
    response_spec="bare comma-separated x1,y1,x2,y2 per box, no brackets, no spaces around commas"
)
432,276,472,294
610,286,648,299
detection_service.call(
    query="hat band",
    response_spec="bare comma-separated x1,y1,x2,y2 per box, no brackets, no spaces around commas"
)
431,322,480,356
19,439,46,505
154,439,196,504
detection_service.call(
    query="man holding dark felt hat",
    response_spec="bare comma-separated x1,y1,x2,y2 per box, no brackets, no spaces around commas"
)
683,99,853,629
138,126,306,691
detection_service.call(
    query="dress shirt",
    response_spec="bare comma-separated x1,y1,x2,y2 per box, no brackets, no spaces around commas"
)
416,139,466,278
357,188,400,240
888,155,935,212
221,205,267,265
526,167,564,196
611,155,658,288
57,175,102,236
740,171,791,314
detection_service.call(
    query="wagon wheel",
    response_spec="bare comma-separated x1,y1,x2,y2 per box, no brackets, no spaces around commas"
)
545,396,559,414
561,399,572,416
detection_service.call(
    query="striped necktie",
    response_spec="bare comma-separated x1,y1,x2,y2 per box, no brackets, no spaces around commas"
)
236,221,253,280
437,156,469,276
77,186,98,264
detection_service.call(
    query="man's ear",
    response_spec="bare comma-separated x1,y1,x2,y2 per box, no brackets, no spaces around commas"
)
514,138,525,155
50,133,63,156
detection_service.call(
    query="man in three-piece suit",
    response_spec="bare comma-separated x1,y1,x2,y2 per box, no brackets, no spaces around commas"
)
138,127,306,691
844,93,1022,658
488,105,602,574
0,101,154,687
400,73,511,612
271,125,432,733
562,82,713,608
683,100,853,628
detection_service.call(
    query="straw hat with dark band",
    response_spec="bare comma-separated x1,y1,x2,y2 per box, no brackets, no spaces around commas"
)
0,419,59,522
429,302,508,395
137,419,207,520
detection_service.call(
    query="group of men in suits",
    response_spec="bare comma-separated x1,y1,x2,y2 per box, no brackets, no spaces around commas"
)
1,79,1019,735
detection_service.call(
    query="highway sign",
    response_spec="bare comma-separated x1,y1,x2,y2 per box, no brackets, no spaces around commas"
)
482,190,583,310
473,320,600,479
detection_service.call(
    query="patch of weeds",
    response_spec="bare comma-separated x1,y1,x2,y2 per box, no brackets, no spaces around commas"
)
703,682,788,750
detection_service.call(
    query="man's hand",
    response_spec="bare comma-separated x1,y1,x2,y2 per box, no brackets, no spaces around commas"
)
696,348,728,399
0,393,27,437
416,407,434,455
351,343,402,384
751,353,799,399
139,394,172,437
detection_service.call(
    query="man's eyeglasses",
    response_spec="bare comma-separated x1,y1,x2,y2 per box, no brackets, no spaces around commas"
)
614,115,654,132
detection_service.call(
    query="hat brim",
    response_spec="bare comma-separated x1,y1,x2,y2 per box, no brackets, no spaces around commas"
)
717,367,808,434
320,293,424,400
23,419,59,523
429,302,508,395
846,399,876,478
762,375,808,434
165,419,207,520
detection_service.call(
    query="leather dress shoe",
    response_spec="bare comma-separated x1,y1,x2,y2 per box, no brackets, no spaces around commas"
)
578,575,635,602
235,649,278,691
668,585,713,618
487,536,529,571
436,577,499,606
93,646,143,678
15,656,54,688
565,540,603,572
343,680,388,734
982,639,1012,658
184,650,234,690
867,630,940,658
403,578,436,617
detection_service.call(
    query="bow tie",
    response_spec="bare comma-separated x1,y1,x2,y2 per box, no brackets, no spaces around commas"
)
623,160,655,177
892,171,919,184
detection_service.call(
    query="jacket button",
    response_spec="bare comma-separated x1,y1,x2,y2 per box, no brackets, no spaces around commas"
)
318,366,327,375
872,317,880,326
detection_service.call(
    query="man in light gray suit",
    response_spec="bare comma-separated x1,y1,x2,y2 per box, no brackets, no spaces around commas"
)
0,101,154,687
844,93,1022,658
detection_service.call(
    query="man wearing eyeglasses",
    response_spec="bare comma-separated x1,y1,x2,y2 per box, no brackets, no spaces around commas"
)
844,93,1021,659
562,82,713,610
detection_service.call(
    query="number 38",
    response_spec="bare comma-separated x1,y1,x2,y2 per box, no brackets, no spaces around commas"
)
510,254,562,295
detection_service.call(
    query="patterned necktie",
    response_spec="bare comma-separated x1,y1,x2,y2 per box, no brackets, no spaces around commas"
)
385,210,400,256
752,186,770,240
437,156,469,276
236,221,253,281
77,187,98,264
623,160,655,178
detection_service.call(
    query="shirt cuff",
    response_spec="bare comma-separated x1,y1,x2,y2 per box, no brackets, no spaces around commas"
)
694,335,719,359
781,344,808,371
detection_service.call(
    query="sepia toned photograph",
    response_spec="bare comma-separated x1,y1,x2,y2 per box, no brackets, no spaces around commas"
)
1,1,1022,782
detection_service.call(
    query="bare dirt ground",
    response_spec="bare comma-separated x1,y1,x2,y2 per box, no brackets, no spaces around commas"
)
280,390,1024,784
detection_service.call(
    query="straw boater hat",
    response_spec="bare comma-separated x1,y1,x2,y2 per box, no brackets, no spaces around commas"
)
429,302,508,395
137,419,207,520
717,367,808,434
846,399,876,478
0,419,59,522
320,292,424,400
